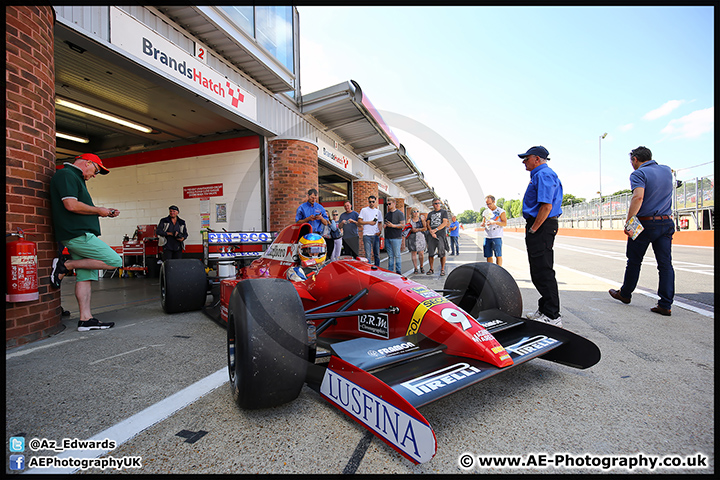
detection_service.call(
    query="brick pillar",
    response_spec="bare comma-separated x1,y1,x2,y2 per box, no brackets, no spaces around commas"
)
352,181,380,258
5,6,61,348
267,139,319,233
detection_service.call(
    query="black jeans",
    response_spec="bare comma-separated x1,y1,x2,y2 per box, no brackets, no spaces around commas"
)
163,248,183,261
525,217,560,319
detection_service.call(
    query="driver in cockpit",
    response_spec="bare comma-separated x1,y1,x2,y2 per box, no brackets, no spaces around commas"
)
286,233,327,282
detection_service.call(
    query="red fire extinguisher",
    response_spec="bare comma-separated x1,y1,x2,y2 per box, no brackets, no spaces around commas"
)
6,227,39,302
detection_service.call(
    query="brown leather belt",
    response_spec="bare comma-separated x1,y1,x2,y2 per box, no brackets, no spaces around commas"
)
637,215,672,221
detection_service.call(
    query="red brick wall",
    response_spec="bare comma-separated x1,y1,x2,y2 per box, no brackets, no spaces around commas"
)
5,6,62,347
267,139,319,232
352,181,380,257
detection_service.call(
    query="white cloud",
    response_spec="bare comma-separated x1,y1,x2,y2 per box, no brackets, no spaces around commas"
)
661,107,714,139
618,123,634,132
643,100,685,120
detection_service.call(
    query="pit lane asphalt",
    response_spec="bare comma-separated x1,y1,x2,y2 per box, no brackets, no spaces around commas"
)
6,232,714,474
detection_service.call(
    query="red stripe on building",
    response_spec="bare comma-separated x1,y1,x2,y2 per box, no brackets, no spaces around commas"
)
67,136,260,170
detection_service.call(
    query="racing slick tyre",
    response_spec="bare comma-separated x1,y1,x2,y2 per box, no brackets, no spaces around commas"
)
443,262,522,318
160,259,208,314
227,278,309,409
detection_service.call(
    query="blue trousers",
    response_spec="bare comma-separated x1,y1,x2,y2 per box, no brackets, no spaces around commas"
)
386,238,402,273
362,234,381,267
620,219,675,309
450,236,459,255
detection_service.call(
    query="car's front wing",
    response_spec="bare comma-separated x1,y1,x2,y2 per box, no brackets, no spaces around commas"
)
307,309,601,464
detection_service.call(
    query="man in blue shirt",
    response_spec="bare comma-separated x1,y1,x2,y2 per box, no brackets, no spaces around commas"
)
295,188,328,234
608,146,675,316
519,146,563,327
448,215,461,256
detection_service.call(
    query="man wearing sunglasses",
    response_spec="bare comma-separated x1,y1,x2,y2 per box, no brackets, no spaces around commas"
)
358,195,383,266
425,198,449,276
49,153,123,332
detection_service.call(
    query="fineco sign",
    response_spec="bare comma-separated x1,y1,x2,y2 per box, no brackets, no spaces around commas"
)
317,139,353,174
109,8,257,122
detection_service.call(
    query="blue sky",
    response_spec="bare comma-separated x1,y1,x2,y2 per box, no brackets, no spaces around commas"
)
298,6,714,213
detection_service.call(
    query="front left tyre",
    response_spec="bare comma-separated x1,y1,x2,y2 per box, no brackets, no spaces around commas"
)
443,262,523,317
227,278,309,409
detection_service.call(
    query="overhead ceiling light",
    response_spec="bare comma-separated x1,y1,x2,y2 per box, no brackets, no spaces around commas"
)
56,131,89,144
331,190,347,197
55,97,153,134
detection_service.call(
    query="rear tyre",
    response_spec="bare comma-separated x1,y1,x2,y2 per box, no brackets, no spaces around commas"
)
160,259,208,313
227,278,309,409
443,262,522,317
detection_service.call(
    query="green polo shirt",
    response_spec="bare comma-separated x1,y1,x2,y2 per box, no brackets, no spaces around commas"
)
50,163,102,242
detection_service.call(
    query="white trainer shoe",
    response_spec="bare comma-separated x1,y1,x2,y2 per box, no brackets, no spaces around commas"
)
526,310,563,327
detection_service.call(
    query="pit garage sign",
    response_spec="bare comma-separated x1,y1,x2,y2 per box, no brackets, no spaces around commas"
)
110,7,257,122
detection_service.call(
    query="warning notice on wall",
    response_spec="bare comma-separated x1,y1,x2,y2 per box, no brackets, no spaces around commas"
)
183,183,223,199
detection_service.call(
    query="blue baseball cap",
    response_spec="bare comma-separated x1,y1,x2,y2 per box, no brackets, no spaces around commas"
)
518,146,550,160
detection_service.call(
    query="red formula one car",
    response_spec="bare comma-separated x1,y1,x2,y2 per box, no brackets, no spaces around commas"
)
161,223,601,464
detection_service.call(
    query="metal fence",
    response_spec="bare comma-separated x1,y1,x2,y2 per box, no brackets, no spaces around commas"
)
506,174,714,231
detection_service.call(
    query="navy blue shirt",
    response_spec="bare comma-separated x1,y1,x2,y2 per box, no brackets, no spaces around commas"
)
630,160,673,217
523,163,563,219
295,201,328,233
338,211,359,237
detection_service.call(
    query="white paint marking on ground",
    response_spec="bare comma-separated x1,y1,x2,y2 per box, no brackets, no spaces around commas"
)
24,368,227,474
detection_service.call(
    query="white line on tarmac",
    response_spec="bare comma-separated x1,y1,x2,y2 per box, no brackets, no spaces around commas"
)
6,337,86,360
6,323,137,361
24,367,227,474
89,345,165,365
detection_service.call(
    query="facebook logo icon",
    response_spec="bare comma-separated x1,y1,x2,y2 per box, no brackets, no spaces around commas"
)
9,454,25,471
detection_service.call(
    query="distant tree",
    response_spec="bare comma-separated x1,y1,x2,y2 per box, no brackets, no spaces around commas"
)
503,199,515,219
562,194,586,206
611,189,632,196
496,197,506,210
458,209,478,224
510,199,522,219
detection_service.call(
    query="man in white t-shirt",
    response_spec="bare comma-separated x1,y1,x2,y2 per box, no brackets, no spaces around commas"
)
480,195,507,266
358,195,383,266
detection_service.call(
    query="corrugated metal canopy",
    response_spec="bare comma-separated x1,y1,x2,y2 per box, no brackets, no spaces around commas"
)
364,144,438,204
300,81,400,155
154,6,295,94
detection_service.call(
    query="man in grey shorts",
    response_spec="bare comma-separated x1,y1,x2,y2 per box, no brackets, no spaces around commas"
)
49,153,123,331
425,198,449,276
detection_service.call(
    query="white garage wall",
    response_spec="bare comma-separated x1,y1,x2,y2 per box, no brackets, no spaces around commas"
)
87,149,262,248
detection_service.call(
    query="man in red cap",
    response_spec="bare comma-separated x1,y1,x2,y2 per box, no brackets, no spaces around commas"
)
49,153,123,331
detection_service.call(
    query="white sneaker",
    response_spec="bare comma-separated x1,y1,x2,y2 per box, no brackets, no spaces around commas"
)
527,311,563,328
525,310,543,321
